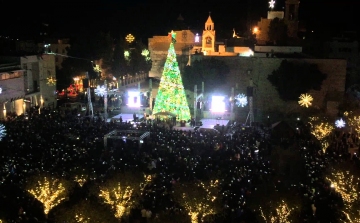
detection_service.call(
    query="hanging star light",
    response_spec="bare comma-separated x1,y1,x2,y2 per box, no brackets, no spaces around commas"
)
93,64,101,73
335,118,346,128
0,124,6,141
125,34,135,43
235,93,248,107
298,93,313,108
141,49,151,61
46,76,56,86
269,0,275,9
95,85,106,97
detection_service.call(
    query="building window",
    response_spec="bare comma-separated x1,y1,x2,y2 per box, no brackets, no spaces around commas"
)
206,37,212,44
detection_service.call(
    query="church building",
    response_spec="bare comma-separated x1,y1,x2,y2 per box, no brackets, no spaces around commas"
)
255,0,300,44
148,14,253,78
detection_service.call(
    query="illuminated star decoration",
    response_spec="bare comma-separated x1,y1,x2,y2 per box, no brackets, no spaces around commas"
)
269,0,275,9
335,118,346,128
141,49,151,61
0,124,6,141
125,34,135,43
0,87,2,94
235,93,248,107
298,93,313,108
47,76,56,86
168,30,177,43
95,85,106,97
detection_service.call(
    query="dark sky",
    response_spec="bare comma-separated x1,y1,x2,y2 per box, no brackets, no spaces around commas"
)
1,0,357,41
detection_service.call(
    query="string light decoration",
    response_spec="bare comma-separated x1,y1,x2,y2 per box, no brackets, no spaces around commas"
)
141,49,151,61
0,123,6,141
326,169,360,222
335,118,346,128
298,93,313,108
95,85,106,97
308,116,334,152
74,175,87,187
235,93,248,107
124,51,130,61
46,76,56,86
152,30,191,121
93,64,101,73
269,0,275,8
125,34,135,43
27,177,67,215
98,172,145,219
75,213,90,223
309,121,334,141
346,114,360,138
260,200,295,223
173,180,222,223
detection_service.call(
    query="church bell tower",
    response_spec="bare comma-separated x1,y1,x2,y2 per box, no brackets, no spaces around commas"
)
284,0,300,38
202,13,216,55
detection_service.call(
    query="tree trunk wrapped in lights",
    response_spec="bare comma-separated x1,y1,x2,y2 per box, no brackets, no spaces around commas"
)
98,172,146,221
173,179,222,223
26,176,72,216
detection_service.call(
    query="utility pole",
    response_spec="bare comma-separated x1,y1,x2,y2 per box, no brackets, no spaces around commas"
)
104,80,108,122
194,85,197,120
85,72,93,118
245,78,254,126
149,78,152,111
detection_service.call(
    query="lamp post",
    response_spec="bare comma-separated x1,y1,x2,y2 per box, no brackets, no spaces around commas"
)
104,80,108,122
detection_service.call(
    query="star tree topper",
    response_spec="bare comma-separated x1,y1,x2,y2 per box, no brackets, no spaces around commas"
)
269,0,275,9
168,30,176,43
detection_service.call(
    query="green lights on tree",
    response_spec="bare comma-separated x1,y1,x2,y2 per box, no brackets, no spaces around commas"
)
153,31,191,121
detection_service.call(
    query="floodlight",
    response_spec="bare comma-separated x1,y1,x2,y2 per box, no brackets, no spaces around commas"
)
127,91,141,107
211,96,226,112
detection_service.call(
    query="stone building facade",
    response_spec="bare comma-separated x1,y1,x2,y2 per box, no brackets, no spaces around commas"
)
191,56,346,118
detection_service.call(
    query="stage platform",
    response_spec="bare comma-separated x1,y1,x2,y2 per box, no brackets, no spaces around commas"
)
173,118,230,132
200,119,229,129
110,113,144,123
109,114,230,132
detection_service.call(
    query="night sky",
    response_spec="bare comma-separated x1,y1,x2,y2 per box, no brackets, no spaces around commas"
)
1,0,357,41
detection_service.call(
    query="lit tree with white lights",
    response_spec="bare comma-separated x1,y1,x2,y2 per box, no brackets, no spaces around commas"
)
326,163,360,222
173,180,222,223
27,176,71,217
152,30,191,121
98,172,145,221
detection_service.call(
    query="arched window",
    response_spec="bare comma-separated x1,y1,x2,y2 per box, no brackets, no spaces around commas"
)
206,37,212,44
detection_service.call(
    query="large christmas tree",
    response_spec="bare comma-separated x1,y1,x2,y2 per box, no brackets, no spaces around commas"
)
153,31,191,121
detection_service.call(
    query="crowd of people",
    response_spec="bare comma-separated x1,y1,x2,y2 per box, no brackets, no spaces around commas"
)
0,106,358,223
